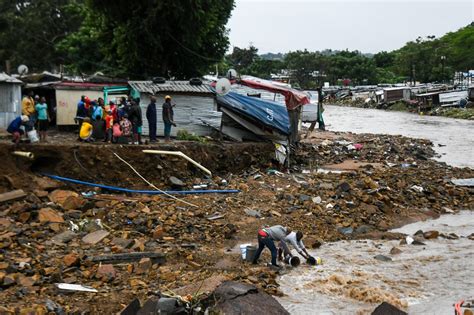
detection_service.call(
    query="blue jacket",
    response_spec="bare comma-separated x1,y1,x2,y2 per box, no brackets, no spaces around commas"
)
7,116,22,133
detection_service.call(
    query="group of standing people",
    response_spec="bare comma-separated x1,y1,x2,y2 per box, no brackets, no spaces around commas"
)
76,94,176,144
76,95,143,144
7,91,50,144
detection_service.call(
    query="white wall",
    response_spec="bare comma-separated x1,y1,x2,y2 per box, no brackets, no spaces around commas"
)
56,89,105,125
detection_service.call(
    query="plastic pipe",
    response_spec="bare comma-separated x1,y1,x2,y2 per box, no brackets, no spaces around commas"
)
12,151,34,159
142,150,212,176
43,174,239,195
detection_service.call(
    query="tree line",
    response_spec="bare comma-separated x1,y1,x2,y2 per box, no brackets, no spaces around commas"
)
0,0,234,78
225,23,474,89
0,1,471,85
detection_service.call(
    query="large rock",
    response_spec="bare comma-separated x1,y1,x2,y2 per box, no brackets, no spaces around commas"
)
169,176,184,187
49,190,79,205
34,177,62,191
371,302,407,315
210,281,289,315
38,208,64,224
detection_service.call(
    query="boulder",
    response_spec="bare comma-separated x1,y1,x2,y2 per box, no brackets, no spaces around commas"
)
371,302,407,315
210,281,289,315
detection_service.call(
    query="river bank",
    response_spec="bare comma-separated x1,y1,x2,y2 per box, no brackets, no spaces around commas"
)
0,128,472,313
327,100,474,120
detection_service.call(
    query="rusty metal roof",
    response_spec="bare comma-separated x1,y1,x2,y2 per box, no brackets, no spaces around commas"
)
128,80,213,94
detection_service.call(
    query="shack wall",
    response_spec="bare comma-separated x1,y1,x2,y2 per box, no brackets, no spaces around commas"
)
0,83,22,129
56,89,104,125
139,93,221,137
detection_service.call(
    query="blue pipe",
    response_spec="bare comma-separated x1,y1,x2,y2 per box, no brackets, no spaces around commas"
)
43,174,240,195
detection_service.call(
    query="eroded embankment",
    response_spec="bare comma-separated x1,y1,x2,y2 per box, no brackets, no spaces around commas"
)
0,141,276,193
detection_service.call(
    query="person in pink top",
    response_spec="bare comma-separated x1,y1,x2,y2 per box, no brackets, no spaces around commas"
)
112,122,122,143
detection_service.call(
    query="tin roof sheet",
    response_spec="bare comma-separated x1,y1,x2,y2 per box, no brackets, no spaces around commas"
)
0,72,22,84
128,80,213,94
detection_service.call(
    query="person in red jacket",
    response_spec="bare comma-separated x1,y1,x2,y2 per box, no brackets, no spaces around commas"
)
104,110,114,143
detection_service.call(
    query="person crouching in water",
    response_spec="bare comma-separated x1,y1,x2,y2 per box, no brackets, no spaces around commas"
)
7,115,29,145
79,117,93,142
278,230,312,263
252,225,291,268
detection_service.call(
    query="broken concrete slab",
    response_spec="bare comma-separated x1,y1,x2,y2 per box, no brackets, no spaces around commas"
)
82,230,110,245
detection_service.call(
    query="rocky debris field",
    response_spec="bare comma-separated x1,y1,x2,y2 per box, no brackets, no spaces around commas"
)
0,131,472,314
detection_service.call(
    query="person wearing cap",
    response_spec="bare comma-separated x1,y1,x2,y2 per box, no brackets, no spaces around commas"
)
252,225,291,267
278,231,312,262
7,115,29,145
162,95,176,142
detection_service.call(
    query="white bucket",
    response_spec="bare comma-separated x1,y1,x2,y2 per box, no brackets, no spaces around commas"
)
239,243,251,259
27,129,39,143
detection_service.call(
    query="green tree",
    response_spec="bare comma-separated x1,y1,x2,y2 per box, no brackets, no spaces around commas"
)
0,0,85,72
86,0,234,78
228,45,259,72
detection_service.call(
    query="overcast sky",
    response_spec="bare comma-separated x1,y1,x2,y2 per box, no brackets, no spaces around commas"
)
227,0,473,54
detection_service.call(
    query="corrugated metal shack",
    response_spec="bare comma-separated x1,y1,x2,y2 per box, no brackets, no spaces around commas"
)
0,73,22,129
383,87,411,103
129,81,221,137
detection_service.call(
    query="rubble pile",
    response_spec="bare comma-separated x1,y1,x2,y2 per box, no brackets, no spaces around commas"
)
0,131,472,313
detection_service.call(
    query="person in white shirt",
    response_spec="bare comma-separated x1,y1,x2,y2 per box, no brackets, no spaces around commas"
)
278,231,312,261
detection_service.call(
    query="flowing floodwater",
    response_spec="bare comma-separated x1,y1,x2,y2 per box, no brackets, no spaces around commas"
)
277,211,474,314
322,105,474,168
279,107,473,314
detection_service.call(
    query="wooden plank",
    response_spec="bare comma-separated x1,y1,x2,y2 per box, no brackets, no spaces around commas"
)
88,252,166,264
0,189,26,203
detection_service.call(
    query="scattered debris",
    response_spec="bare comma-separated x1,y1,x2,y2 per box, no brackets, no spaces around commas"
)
0,189,26,203
55,283,98,293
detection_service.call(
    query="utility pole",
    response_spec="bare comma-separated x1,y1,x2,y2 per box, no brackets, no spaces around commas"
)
440,55,446,83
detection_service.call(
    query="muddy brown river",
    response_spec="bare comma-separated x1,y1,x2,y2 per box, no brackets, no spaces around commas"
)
281,107,474,314
322,105,474,169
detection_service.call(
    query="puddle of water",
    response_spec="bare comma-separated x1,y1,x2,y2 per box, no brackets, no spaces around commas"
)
321,105,474,169
277,211,474,315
